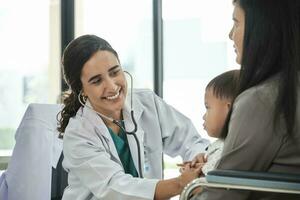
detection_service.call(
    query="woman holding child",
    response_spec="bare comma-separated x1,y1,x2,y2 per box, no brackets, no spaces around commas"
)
193,0,300,199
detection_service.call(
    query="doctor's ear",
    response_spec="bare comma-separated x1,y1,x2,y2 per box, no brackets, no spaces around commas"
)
78,90,88,103
79,89,87,97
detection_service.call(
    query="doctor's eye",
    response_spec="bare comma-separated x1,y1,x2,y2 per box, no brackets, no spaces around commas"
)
91,78,102,85
110,69,121,77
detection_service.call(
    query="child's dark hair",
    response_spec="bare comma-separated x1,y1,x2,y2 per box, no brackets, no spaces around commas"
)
206,69,240,139
206,69,240,101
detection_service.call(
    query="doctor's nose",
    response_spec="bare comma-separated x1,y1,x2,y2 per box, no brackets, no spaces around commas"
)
202,113,206,120
229,27,233,40
104,77,118,91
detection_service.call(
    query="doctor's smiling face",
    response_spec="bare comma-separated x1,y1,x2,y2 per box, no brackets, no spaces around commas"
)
80,50,127,120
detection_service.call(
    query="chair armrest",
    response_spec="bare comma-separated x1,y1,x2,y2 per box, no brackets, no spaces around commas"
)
206,170,300,191
207,170,300,183
180,170,300,200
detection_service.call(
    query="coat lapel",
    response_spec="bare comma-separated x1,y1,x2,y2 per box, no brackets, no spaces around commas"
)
81,100,121,165
80,93,145,176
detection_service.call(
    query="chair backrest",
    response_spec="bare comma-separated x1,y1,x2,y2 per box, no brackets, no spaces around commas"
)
51,153,68,200
3,103,67,200
0,171,8,199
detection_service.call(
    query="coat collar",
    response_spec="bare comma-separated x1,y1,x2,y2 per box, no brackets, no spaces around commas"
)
80,90,144,137
122,90,143,132
79,91,145,176
79,100,120,164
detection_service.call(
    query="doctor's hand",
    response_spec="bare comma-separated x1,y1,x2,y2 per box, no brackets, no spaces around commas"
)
177,164,202,190
154,164,202,200
178,161,205,175
191,153,207,168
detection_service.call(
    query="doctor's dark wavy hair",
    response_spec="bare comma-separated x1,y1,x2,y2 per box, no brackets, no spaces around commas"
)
57,35,120,136
221,0,300,138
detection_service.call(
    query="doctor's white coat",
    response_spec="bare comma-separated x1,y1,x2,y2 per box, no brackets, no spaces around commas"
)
62,89,209,200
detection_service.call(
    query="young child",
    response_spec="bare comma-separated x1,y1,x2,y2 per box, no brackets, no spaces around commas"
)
201,69,240,175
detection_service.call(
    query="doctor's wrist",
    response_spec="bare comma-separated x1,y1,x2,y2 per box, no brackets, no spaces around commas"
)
177,175,186,192
154,178,183,200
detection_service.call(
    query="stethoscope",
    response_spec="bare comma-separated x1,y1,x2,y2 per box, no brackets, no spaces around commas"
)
77,71,143,178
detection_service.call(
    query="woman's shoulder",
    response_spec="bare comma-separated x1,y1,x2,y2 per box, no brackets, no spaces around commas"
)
235,75,279,109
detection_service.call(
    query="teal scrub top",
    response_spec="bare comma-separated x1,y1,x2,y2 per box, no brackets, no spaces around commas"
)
108,126,139,177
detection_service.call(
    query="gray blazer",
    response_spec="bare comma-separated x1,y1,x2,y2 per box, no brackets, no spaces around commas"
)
195,75,300,200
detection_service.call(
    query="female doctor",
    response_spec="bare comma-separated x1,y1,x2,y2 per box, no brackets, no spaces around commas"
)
58,34,209,200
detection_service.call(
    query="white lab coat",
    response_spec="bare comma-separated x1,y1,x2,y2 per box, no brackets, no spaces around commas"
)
62,89,209,200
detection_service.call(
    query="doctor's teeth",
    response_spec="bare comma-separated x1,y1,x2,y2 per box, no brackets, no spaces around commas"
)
106,91,120,100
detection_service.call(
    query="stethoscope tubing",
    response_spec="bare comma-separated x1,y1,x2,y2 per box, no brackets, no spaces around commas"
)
77,71,143,178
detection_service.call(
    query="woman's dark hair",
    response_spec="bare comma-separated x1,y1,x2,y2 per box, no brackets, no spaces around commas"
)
206,69,240,101
222,0,300,138
57,34,119,136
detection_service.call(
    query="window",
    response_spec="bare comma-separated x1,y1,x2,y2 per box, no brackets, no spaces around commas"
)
0,0,60,159
163,0,237,141
75,0,154,89
162,1,238,192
